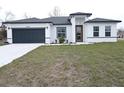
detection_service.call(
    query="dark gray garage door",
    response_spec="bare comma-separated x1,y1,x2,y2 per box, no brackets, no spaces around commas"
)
12,28,45,43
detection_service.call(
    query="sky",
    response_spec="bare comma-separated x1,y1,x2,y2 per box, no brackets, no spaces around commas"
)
0,0,124,28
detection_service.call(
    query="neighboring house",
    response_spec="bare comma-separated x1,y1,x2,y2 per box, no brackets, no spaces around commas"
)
3,12,121,44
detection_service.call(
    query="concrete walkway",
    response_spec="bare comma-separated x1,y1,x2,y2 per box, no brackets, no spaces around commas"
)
0,44,41,67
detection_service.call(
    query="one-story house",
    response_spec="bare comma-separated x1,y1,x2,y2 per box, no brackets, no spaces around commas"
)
3,12,121,44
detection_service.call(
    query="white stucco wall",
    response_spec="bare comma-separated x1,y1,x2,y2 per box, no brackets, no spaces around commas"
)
71,17,76,43
5,23,72,44
75,16,88,25
84,23,118,43
70,15,89,43
5,23,51,43
50,25,72,43
6,28,12,43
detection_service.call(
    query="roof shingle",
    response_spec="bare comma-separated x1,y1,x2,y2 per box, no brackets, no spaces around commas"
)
3,17,121,24
39,17,71,25
3,17,71,25
85,18,122,23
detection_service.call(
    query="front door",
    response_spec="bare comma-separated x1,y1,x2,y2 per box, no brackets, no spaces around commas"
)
76,25,83,42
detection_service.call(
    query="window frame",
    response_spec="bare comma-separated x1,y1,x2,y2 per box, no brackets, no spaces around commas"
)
56,27,66,38
93,26,99,37
105,26,111,37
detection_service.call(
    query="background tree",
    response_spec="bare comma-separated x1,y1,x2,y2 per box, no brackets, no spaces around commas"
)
0,7,15,40
23,12,31,19
49,6,61,17
0,10,15,40
117,28,124,38
4,11,15,21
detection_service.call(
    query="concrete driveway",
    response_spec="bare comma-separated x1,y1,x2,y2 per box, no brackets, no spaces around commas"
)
0,44,42,67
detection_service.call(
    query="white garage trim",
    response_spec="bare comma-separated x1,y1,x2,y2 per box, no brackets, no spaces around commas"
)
6,23,51,44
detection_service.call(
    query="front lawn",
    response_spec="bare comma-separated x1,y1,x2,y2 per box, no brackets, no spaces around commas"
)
0,41,124,86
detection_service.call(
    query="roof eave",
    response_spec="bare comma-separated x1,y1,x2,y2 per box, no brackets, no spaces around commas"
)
84,21,122,23
53,23,72,25
70,13,92,17
2,22,52,24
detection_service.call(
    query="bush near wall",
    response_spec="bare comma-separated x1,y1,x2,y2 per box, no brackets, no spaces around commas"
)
0,28,7,40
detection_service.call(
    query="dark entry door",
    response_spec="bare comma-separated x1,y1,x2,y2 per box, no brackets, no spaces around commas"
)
12,28,45,43
76,25,83,42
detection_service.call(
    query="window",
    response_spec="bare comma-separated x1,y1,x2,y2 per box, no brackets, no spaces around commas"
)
105,26,111,37
57,27,66,38
93,26,99,37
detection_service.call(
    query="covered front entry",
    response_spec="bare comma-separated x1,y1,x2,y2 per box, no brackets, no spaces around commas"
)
12,28,45,43
76,25,83,42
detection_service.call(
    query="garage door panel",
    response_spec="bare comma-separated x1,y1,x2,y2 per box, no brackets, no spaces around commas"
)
12,28,45,43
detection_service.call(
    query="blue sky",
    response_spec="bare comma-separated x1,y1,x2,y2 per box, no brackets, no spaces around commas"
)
0,0,123,28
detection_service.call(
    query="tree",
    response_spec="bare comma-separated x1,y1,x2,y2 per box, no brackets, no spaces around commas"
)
117,28,124,38
118,28,124,32
49,6,61,17
23,12,31,19
0,6,15,21
4,11,15,21
0,8,14,40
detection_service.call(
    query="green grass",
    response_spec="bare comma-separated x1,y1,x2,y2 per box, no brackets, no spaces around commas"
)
0,41,124,86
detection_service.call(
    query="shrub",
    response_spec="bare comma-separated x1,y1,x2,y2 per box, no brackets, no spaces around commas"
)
0,29,7,40
58,36,65,43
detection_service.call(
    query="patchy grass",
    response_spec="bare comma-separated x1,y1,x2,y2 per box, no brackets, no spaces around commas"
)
0,41,124,86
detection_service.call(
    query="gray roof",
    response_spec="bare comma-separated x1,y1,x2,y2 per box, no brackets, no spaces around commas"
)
85,18,122,23
3,17,121,25
3,18,52,24
70,12,92,16
39,17,71,25
3,17,71,25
